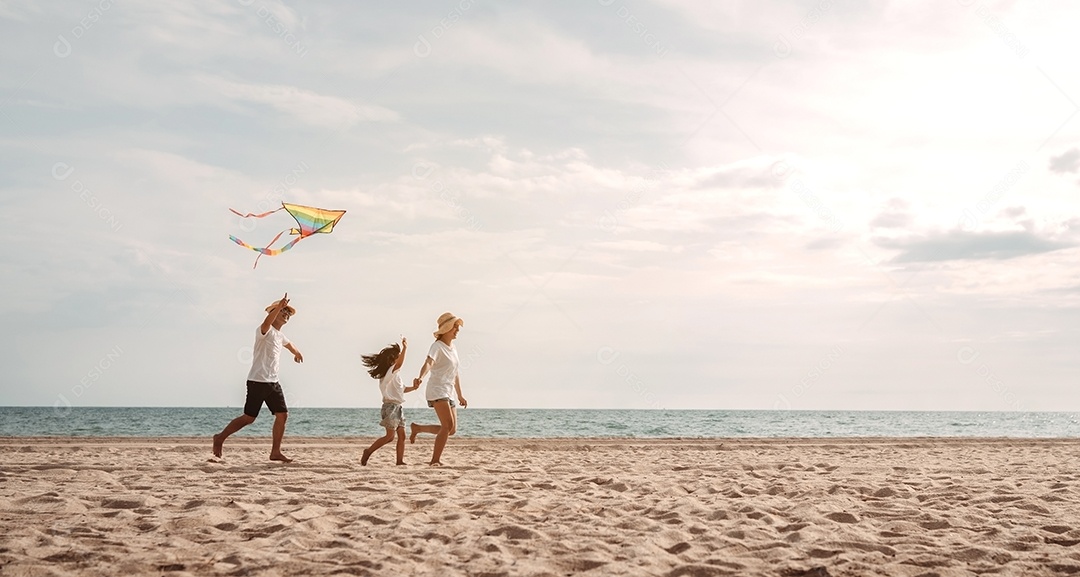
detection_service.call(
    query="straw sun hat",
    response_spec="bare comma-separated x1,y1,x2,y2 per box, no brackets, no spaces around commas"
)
434,312,463,337
265,300,297,316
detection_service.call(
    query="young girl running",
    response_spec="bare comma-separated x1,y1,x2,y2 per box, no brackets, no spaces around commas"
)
360,337,417,465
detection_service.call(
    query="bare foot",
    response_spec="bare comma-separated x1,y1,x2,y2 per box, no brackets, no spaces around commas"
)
361,448,372,466
270,453,293,463
428,461,442,467
396,461,406,466
212,434,223,458
409,423,418,444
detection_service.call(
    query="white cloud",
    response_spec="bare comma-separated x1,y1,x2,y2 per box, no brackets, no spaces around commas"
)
199,76,398,127
446,21,611,85
1050,148,1080,174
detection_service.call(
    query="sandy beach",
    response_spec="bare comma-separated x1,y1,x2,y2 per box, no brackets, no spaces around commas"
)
2,437,1080,576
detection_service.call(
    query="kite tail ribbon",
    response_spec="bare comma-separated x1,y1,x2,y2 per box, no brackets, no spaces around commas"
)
229,206,289,268
229,231,305,269
229,207,284,219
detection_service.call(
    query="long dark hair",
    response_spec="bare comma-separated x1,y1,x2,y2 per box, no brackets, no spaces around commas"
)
362,343,400,379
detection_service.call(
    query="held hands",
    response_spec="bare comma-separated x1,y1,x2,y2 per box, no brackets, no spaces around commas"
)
413,377,423,388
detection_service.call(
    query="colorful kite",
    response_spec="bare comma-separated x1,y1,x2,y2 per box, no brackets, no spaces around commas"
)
229,202,346,268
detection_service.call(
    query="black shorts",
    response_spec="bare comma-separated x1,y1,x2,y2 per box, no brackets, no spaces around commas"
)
244,380,288,417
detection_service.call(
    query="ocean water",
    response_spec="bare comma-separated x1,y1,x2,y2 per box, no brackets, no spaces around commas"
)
1,407,1080,438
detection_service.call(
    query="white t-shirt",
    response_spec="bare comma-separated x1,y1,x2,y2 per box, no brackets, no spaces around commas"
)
424,340,460,402
379,368,405,405
247,326,291,382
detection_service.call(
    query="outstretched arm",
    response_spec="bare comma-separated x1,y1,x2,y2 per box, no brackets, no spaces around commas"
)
398,338,422,392
284,342,303,363
393,337,408,372
413,356,434,388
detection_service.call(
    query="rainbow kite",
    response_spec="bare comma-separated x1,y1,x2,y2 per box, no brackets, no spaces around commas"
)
229,202,346,268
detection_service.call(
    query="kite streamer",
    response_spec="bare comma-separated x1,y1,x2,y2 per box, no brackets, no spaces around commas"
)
229,202,346,268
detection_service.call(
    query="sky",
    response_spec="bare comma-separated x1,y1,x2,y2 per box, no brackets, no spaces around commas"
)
2,0,1080,411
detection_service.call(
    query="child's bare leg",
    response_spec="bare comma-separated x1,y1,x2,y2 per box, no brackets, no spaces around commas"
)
214,414,255,457
395,427,406,465
362,428,395,465
410,422,440,443
429,401,457,466
269,412,292,462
